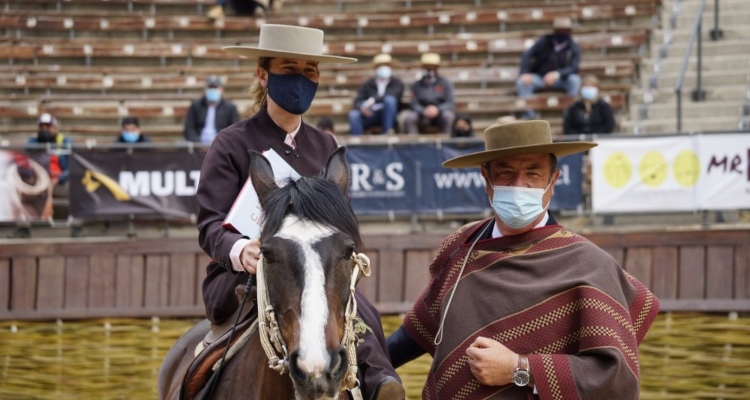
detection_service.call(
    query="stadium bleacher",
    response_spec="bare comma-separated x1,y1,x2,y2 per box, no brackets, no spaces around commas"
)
0,0,661,142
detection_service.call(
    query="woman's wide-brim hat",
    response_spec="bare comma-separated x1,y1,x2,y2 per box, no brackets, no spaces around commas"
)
443,120,597,168
223,24,357,64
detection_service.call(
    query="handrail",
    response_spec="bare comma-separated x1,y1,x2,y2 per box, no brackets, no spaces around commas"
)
674,0,708,133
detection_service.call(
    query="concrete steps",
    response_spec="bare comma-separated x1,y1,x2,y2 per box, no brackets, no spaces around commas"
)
621,115,742,134
622,0,750,134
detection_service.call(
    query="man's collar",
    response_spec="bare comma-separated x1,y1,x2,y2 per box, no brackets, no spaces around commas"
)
491,212,550,239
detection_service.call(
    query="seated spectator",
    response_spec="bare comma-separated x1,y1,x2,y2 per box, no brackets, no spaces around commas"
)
563,75,615,134
316,116,336,135
516,17,581,119
183,75,240,145
451,114,474,138
348,53,404,136
25,113,72,191
207,0,279,19
402,53,455,134
115,117,152,144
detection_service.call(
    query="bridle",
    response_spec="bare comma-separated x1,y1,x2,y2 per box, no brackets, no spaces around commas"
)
256,251,372,392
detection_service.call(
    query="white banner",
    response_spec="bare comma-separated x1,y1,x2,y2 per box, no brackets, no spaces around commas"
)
695,134,750,209
591,133,750,212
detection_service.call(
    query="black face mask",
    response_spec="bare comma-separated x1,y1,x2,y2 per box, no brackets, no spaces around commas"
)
453,129,472,137
553,33,570,42
37,130,56,143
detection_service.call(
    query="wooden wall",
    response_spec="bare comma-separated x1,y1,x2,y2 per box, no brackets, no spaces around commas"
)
0,228,748,320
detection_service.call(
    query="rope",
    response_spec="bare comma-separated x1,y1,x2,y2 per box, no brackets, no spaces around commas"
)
256,255,289,374
434,221,492,346
8,160,50,196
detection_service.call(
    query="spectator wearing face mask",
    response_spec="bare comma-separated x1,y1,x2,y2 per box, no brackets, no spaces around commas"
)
563,75,615,134
402,53,455,134
451,114,474,138
516,17,582,119
115,117,151,144
26,113,72,187
183,75,241,145
348,53,404,135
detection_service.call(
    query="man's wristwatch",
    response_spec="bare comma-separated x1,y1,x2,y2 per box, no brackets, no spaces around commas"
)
512,354,531,387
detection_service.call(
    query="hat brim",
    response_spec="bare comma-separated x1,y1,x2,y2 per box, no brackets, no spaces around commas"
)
223,46,357,64
443,142,597,168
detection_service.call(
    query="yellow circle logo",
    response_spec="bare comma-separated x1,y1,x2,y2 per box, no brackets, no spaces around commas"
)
603,152,632,188
673,150,700,187
639,151,668,187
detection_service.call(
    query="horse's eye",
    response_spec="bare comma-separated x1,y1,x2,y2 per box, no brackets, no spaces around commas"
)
343,245,355,260
260,247,276,264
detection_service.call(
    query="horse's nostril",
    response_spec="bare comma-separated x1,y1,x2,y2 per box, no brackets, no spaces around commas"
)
327,347,348,381
288,350,308,382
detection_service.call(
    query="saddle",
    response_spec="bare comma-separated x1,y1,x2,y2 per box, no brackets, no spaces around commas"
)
180,287,258,400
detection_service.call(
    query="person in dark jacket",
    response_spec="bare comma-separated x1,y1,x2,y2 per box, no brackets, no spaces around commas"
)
26,113,72,186
563,75,615,134
402,53,455,134
201,24,405,400
516,17,582,119
348,53,404,135
183,75,240,145
114,116,152,144
451,113,474,138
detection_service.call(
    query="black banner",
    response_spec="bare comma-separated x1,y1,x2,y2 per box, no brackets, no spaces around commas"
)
68,144,583,219
69,151,204,218
346,143,584,215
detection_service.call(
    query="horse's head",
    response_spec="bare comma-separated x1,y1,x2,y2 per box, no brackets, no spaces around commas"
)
250,147,360,400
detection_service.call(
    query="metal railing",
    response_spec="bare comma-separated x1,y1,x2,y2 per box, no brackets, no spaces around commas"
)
675,0,723,133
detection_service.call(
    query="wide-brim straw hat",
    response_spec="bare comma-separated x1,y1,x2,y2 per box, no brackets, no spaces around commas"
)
420,52,441,66
223,24,357,64
372,53,395,66
443,120,597,168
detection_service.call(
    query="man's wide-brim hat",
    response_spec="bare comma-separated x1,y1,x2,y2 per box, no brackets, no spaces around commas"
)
443,120,597,168
223,24,357,64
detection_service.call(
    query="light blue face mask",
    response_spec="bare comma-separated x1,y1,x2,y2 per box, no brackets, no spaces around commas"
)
489,181,552,229
121,131,140,143
205,88,221,103
581,86,598,101
375,65,392,79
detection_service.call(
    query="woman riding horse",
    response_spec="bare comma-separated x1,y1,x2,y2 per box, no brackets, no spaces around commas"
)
194,24,404,399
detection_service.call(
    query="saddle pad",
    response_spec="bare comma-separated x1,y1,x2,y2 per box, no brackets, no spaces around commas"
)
180,306,258,400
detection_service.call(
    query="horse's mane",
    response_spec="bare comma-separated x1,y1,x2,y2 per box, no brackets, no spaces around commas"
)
260,176,364,251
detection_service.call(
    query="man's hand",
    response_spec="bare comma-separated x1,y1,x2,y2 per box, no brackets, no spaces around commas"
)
465,336,518,386
543,71,560,86
359,104,374,117
423,105,439,119
240,239,261,274
520,73,534,86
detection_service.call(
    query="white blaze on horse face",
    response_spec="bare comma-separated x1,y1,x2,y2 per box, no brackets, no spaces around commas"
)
276,215,336,377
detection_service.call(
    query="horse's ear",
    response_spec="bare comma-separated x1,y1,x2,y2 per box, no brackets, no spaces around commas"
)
248,150,277,207
324,147,349,195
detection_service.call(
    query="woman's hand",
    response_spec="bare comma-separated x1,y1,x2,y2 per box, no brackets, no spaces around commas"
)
240,239,261,274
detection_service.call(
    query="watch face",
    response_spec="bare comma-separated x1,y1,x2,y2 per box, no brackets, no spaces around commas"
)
513,370,531,386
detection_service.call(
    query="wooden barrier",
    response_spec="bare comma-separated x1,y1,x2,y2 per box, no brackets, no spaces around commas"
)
1,228,748,321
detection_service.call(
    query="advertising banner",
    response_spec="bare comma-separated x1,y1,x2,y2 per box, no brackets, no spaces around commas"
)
69,151,204,218
590,136,697,212
695,134,750,210
0,150,55,222
591,134,750,212
346,142,584,216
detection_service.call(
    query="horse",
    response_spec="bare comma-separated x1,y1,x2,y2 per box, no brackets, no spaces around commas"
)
158,147,370,400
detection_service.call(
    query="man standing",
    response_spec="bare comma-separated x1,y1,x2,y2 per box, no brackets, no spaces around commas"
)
388,120,659,399
183,75,240,145
402,53,455,134
516,18,582,119
348,53,404,135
